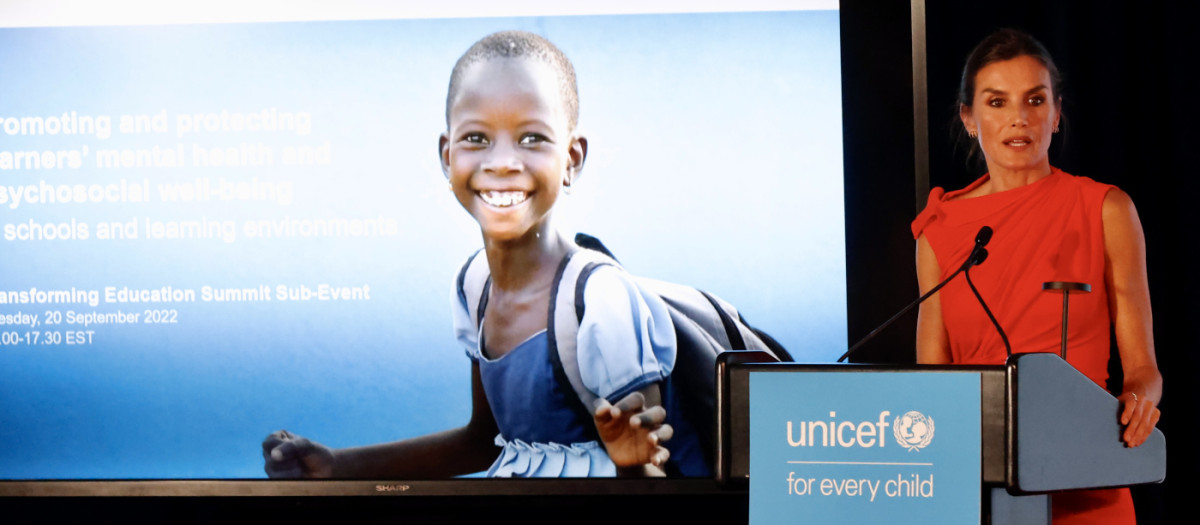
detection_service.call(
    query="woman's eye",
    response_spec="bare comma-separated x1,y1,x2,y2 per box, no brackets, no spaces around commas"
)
1028,96,1044,106
988,98,1004,108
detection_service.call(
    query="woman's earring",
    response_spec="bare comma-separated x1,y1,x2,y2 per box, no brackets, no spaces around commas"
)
967,129,978,139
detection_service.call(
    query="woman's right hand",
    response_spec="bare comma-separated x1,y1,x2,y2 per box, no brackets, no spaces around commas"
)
262,429,335,478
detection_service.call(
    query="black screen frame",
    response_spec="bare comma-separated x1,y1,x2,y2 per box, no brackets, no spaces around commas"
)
0,0,926,509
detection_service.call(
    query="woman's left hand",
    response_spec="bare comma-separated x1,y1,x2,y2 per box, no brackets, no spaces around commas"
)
1118,390,1160,448
1101,190,1163,449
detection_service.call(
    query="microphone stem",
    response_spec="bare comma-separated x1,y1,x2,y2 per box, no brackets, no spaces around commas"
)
840,226,995,363
837,265,965,363
964,267,1011,357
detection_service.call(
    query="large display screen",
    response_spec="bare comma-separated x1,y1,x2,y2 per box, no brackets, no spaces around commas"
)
0,1,845,479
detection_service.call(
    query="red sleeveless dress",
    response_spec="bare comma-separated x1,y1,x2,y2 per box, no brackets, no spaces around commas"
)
912,168,1135,524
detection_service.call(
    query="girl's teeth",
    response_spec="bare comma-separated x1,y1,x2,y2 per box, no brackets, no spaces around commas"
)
480,191,528,207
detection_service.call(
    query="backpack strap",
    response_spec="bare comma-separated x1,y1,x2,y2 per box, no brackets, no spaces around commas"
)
456,249,492,331
455,242,619,410
549,247,621,409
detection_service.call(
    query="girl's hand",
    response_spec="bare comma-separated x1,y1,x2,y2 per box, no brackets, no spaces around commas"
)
262,429,336,478
592,391,673,475
1118,391,1161,448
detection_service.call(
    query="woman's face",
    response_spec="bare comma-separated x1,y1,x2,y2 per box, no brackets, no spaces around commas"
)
960,55,1061,179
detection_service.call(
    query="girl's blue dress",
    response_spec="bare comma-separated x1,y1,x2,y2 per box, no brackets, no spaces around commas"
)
452,265,709,477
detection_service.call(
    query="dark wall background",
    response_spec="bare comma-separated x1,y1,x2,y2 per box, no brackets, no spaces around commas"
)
846,1,1196,523
926,3,1195,523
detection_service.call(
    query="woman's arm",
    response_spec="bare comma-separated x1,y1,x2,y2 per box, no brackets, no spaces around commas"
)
264,363,500,478
1102,188,1162,448
915,234,952,364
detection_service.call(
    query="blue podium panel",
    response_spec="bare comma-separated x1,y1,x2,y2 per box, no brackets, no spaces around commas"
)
1009,353,1167,492
750,371,981,525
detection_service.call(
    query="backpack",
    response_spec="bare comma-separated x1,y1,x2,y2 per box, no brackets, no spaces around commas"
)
455,233,791,470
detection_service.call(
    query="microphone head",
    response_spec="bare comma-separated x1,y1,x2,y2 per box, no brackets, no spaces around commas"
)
972,247,989,266
975,226,993,247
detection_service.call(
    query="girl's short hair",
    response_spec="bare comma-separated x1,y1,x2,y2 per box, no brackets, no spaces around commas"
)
445,30,579,131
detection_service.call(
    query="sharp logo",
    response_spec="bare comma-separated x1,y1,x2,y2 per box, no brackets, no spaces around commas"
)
893,411,934,451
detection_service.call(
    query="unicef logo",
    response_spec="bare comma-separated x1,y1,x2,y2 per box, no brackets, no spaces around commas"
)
892,411,934,451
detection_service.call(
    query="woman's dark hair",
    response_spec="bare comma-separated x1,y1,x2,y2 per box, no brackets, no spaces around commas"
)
958,28,1062,109
955,28,1065,169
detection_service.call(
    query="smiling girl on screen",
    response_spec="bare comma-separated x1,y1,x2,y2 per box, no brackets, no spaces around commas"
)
263,31,702,478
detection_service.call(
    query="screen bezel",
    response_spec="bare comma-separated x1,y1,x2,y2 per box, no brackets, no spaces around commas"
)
0,0,923,498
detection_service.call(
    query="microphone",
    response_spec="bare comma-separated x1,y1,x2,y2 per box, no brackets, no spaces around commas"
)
953,224,1011,357
837,225,996,363
975,225,993,246
959,226,992,271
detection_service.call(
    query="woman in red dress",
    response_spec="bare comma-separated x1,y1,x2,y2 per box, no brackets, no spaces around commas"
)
912,29,1162,524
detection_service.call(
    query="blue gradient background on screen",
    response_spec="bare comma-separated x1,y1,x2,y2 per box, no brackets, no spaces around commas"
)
0,11,844,478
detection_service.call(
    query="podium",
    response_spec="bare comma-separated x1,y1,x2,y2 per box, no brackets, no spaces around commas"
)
715,351,1166,524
